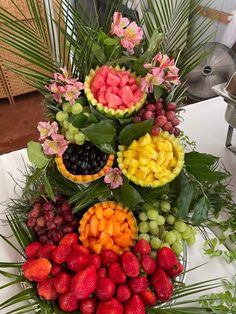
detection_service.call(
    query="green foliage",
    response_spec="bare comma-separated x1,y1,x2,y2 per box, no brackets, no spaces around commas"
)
82,120,116,145
203,238,236,263
27,141,50,169
112,180,144,208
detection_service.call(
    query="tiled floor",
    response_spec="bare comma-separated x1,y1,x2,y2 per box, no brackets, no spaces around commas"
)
0,92,45,155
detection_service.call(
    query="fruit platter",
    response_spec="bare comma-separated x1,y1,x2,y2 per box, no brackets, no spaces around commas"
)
0,1,236,313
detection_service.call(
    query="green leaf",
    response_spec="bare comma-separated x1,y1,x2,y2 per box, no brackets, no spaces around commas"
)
23,167,44,194
27,141,50,169
103,38,119,46
71,113,88,128
96,141,117,154
118,120,153,146
147,29,163,52
92,43,105,63
43,176,55,201
185,152,219,168
154,85,163,100
82,121,116,145
176,172,198,218
192,197,209,225
186,166,229,183
113,181,144,208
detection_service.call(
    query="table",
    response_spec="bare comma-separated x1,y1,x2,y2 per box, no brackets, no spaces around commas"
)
0,96,235,312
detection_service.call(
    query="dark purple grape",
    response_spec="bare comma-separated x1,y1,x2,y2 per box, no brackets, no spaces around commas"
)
133,116,142,123
45,211,55,222
39,235,48,244
63,212,73,222
52,231,63,243
71,218,79,229
60,201,71,212
46,221,56,230
47,229,57,239
174,128,181,137
42,202,53,212
62,225,74,234
54,215,64,226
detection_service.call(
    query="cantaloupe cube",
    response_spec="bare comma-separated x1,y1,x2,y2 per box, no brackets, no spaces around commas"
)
112,245,123,254
90,216,99,237
114,234,132,248
114,210,127,223
103,207,115,218
93,243,102,254
113,221,122,236
98,218,107,232
104,222,113,236
138,133,152,146
95,206,103,220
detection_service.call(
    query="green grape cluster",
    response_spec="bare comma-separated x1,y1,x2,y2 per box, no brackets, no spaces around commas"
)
56,101,86,145
137,197,197,256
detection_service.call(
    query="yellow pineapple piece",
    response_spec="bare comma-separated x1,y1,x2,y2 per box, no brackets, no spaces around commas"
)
169,157,177,167
123,158,139,167
136,169,146,180
124,150,138,158
128,166,137,176
129,140,139,151
145,172,155,183
149,160,162,173
139,156,151,166
139,166,151,176
142,144,158,160
138,133,152,146
162,152,173,167
156,151,166,165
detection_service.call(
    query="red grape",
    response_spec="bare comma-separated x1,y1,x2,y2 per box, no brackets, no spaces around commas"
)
52,231,63,243
27,218,36,228
156,108,165,116
39,235,48,244
45,211,55,222
174,128,181,136
60,201,71,212
63,212,73,222
172,117,180,127
133,116,142,123
138,109,145,117
43,202,53,212
62,225,74,234
37,216,46,227
54,215,64,226
167,102,177,111
162,122,172,132
155,115,167,127
47,221,56,230
155,102,163,110
169,127,175,134
146,104,156,112
29,204,41,218
151,126,160,136
165,111,176,121
143,110,154,120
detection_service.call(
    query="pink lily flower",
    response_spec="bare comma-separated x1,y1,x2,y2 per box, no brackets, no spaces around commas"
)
43,133,69,157
111,12,129,37
64,83,84,105
141,69,164,93
104,167,123,189
120,21,143,54
37,121,59,141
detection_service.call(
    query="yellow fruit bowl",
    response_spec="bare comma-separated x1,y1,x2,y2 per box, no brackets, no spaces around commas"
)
117,132,185,188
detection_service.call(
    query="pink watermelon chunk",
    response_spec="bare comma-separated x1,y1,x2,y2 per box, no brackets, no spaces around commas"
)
97,65,110,79
107,86,119,95
105,92,123,107
120,86,134,105
91,74,105,92
106,72,121,87
98,91,107,105
130,84,138,92
128,76,136,85
133,89,142,102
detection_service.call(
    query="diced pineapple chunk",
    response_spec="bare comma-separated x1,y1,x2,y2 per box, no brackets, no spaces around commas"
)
138,133,152,146
169,156,177,167
142,144,158,160
128,166,137,176
139,166,151,176
149,160,162,173
123,158,139,167
162,152,173,167
129,140,139,151
156,151,166,165
136,169,146,180
124,150,138,158
139,156,151,166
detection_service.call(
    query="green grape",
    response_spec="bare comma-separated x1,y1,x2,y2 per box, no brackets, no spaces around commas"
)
171,242,183,256
56,111,68,122
62,102,72,112
139,212,148,221
61,128,66,136
174,220,187,233
71,102,83,115
149,221,159,235
147,209,159,221
150,236,161,250
166,214,175,225
150,250,157,259
161,194,169,200
160,242,170,249
156,215,165,226
142,203,156,212
164,231,177,245
65,131,75,142
181,226,192,240
63,120,70,129
160,230,168,240
186,234,196,245
74,132,85,145
160,200,171,212
138,221,149,233
138,233,150,242
68,124,79,135
191,226,197,235
172,230,182,242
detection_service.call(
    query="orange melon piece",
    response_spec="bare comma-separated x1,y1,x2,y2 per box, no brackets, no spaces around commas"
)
103,207,115,218
114,234,132,248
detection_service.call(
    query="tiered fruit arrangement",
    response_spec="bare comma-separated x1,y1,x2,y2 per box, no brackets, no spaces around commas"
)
56,101,87,145
22,236,183,313
133,100,181,137
26,195,79,245
84,65,147,118
56,143,114,183
138,201,196,256
79,201,137,254
117,132,184,187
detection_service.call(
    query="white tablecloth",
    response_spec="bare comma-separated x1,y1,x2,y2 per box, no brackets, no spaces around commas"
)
0,96,235,312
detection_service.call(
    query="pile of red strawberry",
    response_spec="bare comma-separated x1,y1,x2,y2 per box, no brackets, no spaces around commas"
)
22,235,183,313
91,66,143,109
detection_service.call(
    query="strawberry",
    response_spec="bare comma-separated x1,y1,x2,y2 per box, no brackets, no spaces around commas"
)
37,244,56,260
124,294,145,314
134,239,151,254
67,252,89,272
167,260,184,277
88,253,101,270
150,267,168,287
59,291,79,312
141,288,157,306
73,244,90,255
53,271,72,294
59,233,78,246
25,242,42,258
100,249,118,267
37,278,58,300
116,284,131,302
140,253,156,275
51,245,72,264
51,263,64,276
97,267,107,278
154,275,174,302
24,257,52,282
96,298,123,314
108,262,126,284
96,277,115,300
22,258,36,273
121,252,140,277
80,298,97,314
71,265,97,300
129,276,148,294
156,247,177,270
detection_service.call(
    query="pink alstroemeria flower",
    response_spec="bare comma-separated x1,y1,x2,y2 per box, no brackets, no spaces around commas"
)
43,133,69,157
104,168,123,189
141,69,164,93
37,121,59,141
111,12,129,37
120,21,144,54
64,83,84,105
47,83,66,103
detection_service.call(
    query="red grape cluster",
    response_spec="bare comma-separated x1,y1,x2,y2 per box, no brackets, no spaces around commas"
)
133,99,181,137
27,195,79,245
